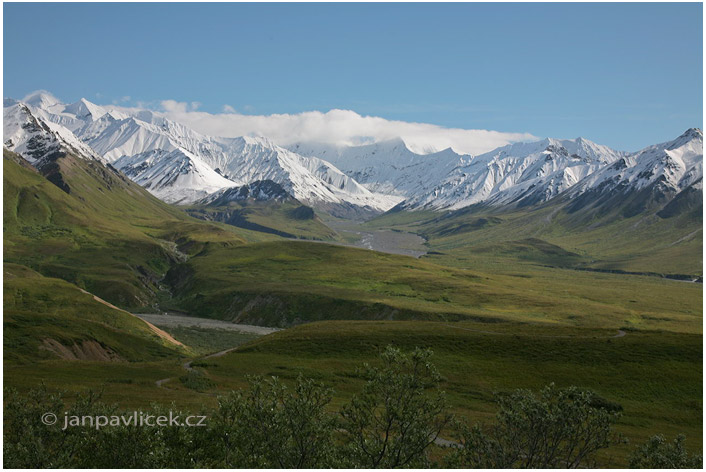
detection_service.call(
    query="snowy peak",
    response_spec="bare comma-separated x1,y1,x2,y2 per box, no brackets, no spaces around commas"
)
209,136,400,211
666,128,702,160
3,101,102,164
64,98,109,122
672,127,702,145
562,129,703,219
6,91,701,219
78,114,181,162
573,128,703,196
400,136,625,210
287,138,467,197
113,148,240,204
21,95,120,133
239,135,281,150
484,136,623,166
553,136,622,164
10,93,396,211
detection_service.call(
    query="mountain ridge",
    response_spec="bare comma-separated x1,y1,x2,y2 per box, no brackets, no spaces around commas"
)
12,96,397,212
4,92,702,221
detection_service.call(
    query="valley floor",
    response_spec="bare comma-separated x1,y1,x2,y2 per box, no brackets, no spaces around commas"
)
135,313,280,336
326,220,428,257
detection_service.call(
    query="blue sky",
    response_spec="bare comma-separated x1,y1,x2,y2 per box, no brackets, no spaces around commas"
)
3,2,703,152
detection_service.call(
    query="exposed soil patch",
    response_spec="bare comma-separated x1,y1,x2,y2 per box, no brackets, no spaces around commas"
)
41,338,124,362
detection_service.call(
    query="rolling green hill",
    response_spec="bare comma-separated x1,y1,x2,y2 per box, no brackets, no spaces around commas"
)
185,199,339,241
162,239,701,332
6,319,699,467
368,199,702,277
206,320,702,466
3,148,269,366
3,149,269,310
6,144,700,336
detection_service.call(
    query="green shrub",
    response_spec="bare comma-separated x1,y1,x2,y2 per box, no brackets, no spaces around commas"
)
340,346,452,468
448,384,622,468
206,375,336,467
629,434,702,469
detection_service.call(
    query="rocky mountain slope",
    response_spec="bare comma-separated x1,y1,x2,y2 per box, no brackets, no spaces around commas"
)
396,137,626,210
564,128,703,220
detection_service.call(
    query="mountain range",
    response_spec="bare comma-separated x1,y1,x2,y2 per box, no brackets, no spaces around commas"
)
3,91,703,222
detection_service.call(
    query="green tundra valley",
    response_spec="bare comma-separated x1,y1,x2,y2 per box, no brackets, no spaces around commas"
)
3,128,702,466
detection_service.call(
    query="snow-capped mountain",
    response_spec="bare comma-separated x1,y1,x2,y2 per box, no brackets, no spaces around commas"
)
399,137,625,210
113,148,239,204
3,99,103,165
572,128,702,195
11,93,396,210
199,136,401,210
564,128,703,218
20,91,128,133
287,139,468,197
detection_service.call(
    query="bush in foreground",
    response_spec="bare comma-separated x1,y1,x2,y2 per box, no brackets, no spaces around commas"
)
629,434,702,469
206,375,336,467
340,346,452,467
447,384,623,468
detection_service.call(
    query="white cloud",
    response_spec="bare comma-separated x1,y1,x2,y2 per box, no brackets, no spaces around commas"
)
112,95,131,105
131,99,538,155
161,100,202,114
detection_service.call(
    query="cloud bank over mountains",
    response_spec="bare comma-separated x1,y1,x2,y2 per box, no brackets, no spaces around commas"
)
18,91,535,156
143,99,537,156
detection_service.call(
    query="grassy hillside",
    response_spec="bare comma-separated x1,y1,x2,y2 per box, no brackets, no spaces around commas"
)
7,147,699,334
207,320,702,466
3,148,275,367
3,150,270,310
3,263,185,363
368,203,702,277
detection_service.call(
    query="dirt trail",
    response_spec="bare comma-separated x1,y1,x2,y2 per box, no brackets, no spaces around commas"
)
156,339,266,388
78,289,184,347
181,345,242,373
141,314,280,388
